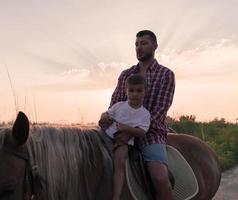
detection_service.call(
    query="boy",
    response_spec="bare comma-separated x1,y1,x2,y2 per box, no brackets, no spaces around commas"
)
99,74,151,200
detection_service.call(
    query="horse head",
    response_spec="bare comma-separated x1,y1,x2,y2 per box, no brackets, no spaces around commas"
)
0,112,31,200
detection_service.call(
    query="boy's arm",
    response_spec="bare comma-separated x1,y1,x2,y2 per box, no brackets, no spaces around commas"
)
116,123,146,138
115,123,146,145
115,112,150,144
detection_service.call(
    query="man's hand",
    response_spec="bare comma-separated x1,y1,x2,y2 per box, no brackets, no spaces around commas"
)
114,131,132,145
116,122,130,132
98,112,114,131
100,112,114,124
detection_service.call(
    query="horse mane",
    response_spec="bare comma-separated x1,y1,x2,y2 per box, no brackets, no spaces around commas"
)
1,125,113,200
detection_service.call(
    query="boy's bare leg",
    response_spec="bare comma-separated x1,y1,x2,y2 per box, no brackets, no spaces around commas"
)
112,145,128,200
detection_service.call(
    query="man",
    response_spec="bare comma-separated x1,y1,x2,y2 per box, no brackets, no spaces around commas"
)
110,30,175,200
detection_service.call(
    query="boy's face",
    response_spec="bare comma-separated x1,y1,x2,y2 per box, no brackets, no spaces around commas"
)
126,83,145,108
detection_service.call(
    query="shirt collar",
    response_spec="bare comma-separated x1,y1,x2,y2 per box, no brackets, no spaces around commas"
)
135,59,160,72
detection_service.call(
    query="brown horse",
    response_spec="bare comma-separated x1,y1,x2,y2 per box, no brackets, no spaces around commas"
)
0,112,221,200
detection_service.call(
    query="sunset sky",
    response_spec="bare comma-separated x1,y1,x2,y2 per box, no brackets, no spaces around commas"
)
0,0,238,123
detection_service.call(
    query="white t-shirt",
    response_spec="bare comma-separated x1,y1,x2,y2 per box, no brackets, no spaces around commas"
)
105,101,151,145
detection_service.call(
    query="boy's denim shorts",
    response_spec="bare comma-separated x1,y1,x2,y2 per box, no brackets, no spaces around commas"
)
141,144,168,165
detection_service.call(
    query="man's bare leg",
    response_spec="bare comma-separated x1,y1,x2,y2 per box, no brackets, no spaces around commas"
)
112,145,128,200
147,161,174,200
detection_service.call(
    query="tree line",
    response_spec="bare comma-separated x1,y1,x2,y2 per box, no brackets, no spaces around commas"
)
166,115,238,171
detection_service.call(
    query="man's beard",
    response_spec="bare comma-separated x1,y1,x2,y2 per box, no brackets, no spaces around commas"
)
137,51,153,62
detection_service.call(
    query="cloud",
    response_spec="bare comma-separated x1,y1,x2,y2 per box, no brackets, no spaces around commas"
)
158,38,238,81
34,62,127,91
32,38,238,91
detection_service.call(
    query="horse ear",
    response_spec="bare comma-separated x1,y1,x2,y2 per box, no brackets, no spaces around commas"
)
12,111,30,145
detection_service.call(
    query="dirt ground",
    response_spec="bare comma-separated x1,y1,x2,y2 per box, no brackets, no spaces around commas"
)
213,166,238,199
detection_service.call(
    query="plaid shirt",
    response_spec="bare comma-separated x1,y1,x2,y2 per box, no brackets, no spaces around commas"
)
110,59,175,147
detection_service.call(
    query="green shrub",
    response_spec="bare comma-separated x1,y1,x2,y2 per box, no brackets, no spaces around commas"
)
167,116,238,171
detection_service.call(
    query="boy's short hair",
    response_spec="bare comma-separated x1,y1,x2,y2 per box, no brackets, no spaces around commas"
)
126,74,146,88
136,30,157,44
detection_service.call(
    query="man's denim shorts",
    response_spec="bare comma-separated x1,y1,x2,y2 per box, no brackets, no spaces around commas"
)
141,144,168,165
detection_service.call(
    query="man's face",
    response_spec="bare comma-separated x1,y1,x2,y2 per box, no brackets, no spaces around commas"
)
126,84,145,108
135,35,157,62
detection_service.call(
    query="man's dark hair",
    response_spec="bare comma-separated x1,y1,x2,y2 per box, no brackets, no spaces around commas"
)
136,30,157,44
126,74,146,88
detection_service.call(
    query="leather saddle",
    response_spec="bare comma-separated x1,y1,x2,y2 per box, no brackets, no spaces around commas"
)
127,146,175,200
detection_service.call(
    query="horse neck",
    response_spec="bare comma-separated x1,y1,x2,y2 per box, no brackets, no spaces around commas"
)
27,126,113,200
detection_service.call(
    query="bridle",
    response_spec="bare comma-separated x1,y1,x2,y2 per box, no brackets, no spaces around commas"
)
2,145,33,198
1,143,44,200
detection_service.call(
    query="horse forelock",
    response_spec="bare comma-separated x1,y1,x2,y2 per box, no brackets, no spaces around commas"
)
0,129,6,146
0,128,11,146
27,125,112,200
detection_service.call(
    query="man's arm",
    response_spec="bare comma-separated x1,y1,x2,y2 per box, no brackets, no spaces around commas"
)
110,71,127,107
150,70,175,124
